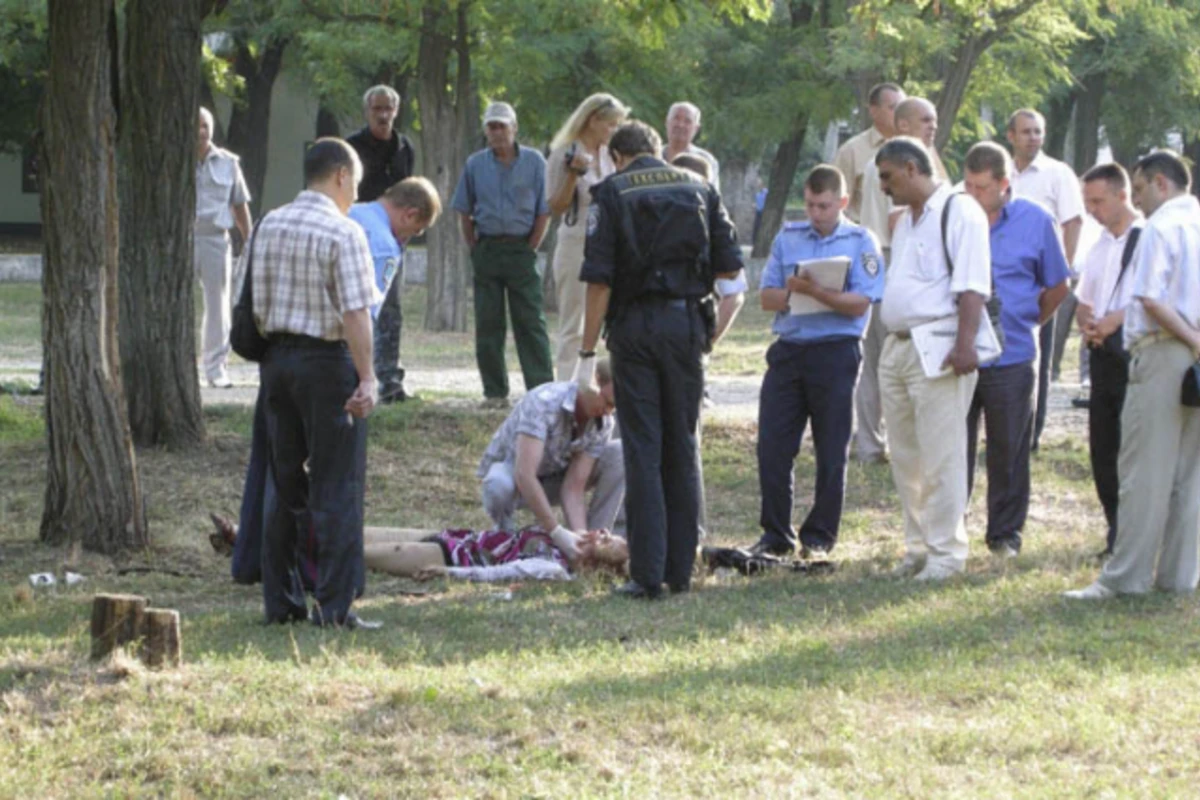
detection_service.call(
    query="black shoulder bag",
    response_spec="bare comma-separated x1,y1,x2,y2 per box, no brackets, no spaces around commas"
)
1096,226,1142,361
941,193,1005,351
230,220,269,363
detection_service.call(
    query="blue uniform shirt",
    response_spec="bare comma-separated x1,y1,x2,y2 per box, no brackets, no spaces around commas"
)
348,201,404,321
985,197,1070,367
450,145,549,237
759,219,884,344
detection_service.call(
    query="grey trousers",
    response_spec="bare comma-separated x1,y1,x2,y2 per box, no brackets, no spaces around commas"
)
480,439,625,532
195,230,232,381
854,304,888,459
1099,338,1200,594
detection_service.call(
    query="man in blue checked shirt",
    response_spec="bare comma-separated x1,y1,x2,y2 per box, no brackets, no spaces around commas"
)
961,142,1069,558
222,177,441,592
745,165,885,560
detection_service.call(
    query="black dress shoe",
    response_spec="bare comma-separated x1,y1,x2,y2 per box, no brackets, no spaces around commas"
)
612,580,663,600
748,539,795,558
380,383,412,404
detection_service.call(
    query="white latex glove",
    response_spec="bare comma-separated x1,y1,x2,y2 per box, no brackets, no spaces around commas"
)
549,524,582,562
572,354,597,393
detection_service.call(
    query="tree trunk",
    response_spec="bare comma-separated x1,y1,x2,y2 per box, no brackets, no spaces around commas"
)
1070,72,1104,174
118,0,207,449
315,106,341,138
90,593,147,660
419,1,473,332
1042,90,1074,161
933,35,989,153
752,119,808,258
720,156,760,244
40,0,147,555
225,37,287,218
1186,135,1200,201
140,608,183,668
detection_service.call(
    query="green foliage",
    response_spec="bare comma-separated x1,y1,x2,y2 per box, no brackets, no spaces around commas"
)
0,0,47,154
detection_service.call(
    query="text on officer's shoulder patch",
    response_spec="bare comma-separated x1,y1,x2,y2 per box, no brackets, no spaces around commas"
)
618,169,692,195
587,204,601,237
862,251,880,277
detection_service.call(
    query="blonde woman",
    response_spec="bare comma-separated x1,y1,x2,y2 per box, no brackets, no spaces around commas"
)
546,94,629,379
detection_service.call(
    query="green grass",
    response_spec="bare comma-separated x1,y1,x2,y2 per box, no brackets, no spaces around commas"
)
3,394,1200,796
0,283,1189,797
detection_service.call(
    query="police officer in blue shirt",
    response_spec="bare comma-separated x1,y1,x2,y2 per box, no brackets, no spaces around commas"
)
746,165,885,559
578,120,744,599
961,143,1069,557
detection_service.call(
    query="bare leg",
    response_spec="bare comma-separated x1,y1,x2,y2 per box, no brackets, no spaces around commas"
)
364,526,440,546
364,542,447,576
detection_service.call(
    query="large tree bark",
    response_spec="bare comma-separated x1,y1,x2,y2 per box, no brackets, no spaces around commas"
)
40,0,147,554
933,34,990,153
752,119,809,258
118,0,207,448
225,37,288,218
1070,72,1105,174
419,1,473,332
1042,90,1075,161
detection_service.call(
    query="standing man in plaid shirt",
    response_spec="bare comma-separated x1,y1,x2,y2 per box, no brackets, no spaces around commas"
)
252,138,383,629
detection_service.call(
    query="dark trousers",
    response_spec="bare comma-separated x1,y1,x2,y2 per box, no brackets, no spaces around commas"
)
231,385,319,591
966,361,1036,551
374,273,406,391
261,337,367,626
757,338,861,552
1033,319,1052,450
1089,345,1129,551
609,301,705,590
471,238,554,399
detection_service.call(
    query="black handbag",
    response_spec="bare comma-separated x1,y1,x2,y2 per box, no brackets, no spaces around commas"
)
941,193,1005,351
1183,362,1200,407
229,221,268,363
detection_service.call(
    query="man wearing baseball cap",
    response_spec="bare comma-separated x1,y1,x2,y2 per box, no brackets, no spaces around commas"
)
451,101,555,406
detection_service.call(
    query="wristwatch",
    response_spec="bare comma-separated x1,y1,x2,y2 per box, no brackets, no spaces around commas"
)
578,349,596,358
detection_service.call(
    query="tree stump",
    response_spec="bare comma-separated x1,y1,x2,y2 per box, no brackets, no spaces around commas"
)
90,593,147,660
139,609,182,669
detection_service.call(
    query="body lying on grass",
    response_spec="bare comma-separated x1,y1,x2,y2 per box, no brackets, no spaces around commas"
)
212,516,628,581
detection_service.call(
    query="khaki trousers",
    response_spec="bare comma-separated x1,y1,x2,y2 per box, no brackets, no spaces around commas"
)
1100,338,1200,594
195,231,232,381
879,335,976,570
853,305,888,459
553,231,587,381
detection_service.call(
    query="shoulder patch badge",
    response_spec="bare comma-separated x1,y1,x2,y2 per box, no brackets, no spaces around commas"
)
862,251,880,278
587,204,601,237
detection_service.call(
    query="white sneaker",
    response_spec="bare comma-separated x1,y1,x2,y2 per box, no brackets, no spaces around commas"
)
890,555,925,577
1063,581,1115,600
208,374,233,389
914,562,961,582
991,544,1019,560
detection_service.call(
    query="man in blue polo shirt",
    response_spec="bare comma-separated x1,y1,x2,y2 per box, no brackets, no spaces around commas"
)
222,176,441,588
746,165,885,559
962,142,1069,557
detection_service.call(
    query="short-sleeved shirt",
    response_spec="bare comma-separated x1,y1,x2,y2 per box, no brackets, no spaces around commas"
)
348,201,405,321
834,126,887,222
1077,219,1144,317
1011,151,1084,226
880,183,992,333
760,219,885,343
345,127,415,202
252,190,382,340
195,146,250,233
546,142,615,243
476,381,614,479
662,144,720,191
451,145,549,237
1124,193,1200,348
984,198,1071,367
861,144,949,249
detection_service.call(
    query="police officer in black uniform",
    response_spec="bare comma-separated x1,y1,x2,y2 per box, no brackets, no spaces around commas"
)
577,121,744,598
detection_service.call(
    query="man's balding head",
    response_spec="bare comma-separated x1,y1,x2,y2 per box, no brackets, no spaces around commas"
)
893,98,938,149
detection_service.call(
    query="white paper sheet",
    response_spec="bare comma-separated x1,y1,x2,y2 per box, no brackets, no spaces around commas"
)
787,257,852,315
909,313,1003,379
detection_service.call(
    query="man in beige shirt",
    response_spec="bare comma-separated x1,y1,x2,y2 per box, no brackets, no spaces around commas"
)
834,82,904,222
852,96,947,463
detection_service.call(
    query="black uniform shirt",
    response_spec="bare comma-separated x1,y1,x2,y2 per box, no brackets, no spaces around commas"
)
345,126,416,202
580,155,742,305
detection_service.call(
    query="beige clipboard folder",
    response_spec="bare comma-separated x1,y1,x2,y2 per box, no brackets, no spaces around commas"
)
786,256,851,315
